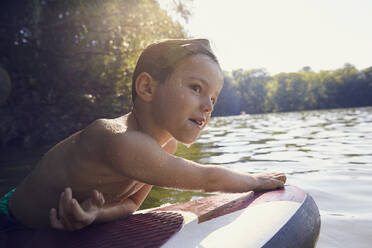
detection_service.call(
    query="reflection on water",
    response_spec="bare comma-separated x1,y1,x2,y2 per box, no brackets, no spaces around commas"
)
1,107,371,247
147,106,372,248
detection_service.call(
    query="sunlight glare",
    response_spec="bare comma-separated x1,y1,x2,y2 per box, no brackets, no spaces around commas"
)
181,0,372,74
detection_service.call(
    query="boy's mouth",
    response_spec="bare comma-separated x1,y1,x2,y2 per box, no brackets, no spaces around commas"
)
189,118,205,129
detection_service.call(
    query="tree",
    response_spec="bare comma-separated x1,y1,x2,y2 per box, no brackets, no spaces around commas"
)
232,69,271,114
0,0,189,147
212,72,240,116
264,73,308,112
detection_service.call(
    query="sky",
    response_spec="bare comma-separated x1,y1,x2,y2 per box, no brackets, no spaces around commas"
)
161,0,372,75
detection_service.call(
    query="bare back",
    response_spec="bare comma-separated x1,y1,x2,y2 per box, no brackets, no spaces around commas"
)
9,115,145,228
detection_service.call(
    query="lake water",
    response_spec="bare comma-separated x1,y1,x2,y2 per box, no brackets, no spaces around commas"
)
153,106,372,248
1,107,371,247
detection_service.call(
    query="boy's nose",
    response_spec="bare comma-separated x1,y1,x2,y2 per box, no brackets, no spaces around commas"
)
201,97,213,113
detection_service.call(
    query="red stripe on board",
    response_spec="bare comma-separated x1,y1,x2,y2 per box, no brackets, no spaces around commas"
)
154,185,306,222
153,192,254,222
250,185,306,207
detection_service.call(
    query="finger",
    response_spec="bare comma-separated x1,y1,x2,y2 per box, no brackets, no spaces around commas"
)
98,191,105,206
49,208,65,230
63,188,75,219
276,179,285,188
58,192,73,230
280,176,287,184
275,174,287,183
58,192,65,218
272,178,285,189
270,173,286,182
71,198,92,224
63,188,73,212
59,190,74,230
92,190,105,207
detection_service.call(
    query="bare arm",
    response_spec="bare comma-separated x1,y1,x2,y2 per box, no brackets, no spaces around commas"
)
49,132,176,231
104,131,285,193
96,184,152,223
92,138,176,222
50,185,153,230
95,138,175,223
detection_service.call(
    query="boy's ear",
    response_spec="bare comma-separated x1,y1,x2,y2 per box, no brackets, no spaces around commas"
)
135,72,157,102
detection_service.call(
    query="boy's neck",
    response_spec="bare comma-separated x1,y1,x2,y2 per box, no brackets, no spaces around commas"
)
130,109,171,146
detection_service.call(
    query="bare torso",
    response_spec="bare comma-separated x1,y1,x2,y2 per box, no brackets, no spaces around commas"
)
8,109,285,230
9,115,146,228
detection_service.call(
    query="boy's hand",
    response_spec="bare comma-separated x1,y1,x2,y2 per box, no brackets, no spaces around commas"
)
252,173,287,191
49,187,105,231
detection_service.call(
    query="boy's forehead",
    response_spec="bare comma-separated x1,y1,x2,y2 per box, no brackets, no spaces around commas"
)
174,55,223,90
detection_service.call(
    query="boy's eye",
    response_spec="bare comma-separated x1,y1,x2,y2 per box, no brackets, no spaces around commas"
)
211,97,216,105
191,85,201,93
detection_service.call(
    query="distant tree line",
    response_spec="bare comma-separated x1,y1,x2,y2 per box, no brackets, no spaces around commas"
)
213,65,372,116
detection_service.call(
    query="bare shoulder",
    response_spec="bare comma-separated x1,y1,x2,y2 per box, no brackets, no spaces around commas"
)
65,117,127,160
84,117,127,134
99,125,162,155
80,117,128,143
78,116,160,160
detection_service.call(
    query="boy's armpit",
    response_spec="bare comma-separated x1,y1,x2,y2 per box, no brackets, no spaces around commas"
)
103,131,207,191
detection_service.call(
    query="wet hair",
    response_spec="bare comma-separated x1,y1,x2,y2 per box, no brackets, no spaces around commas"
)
131,38,220,103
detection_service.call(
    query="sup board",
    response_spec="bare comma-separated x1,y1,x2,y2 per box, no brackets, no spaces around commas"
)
1,185,320,248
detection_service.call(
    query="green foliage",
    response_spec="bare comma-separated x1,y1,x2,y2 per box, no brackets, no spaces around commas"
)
212,72,240,116
0,0,187,147
214,64,372,116
233,68,270,114
265,72,308,112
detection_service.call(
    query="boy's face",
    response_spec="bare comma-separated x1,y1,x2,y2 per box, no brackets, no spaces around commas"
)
151,54,224,144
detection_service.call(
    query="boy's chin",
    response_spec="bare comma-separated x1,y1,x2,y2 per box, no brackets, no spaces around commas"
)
174,135,199,146
179,140,195,148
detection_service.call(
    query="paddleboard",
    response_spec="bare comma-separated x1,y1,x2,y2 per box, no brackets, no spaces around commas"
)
1,185,320,248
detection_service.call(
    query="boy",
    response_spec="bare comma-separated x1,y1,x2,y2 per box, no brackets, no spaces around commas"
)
6,39,286,231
